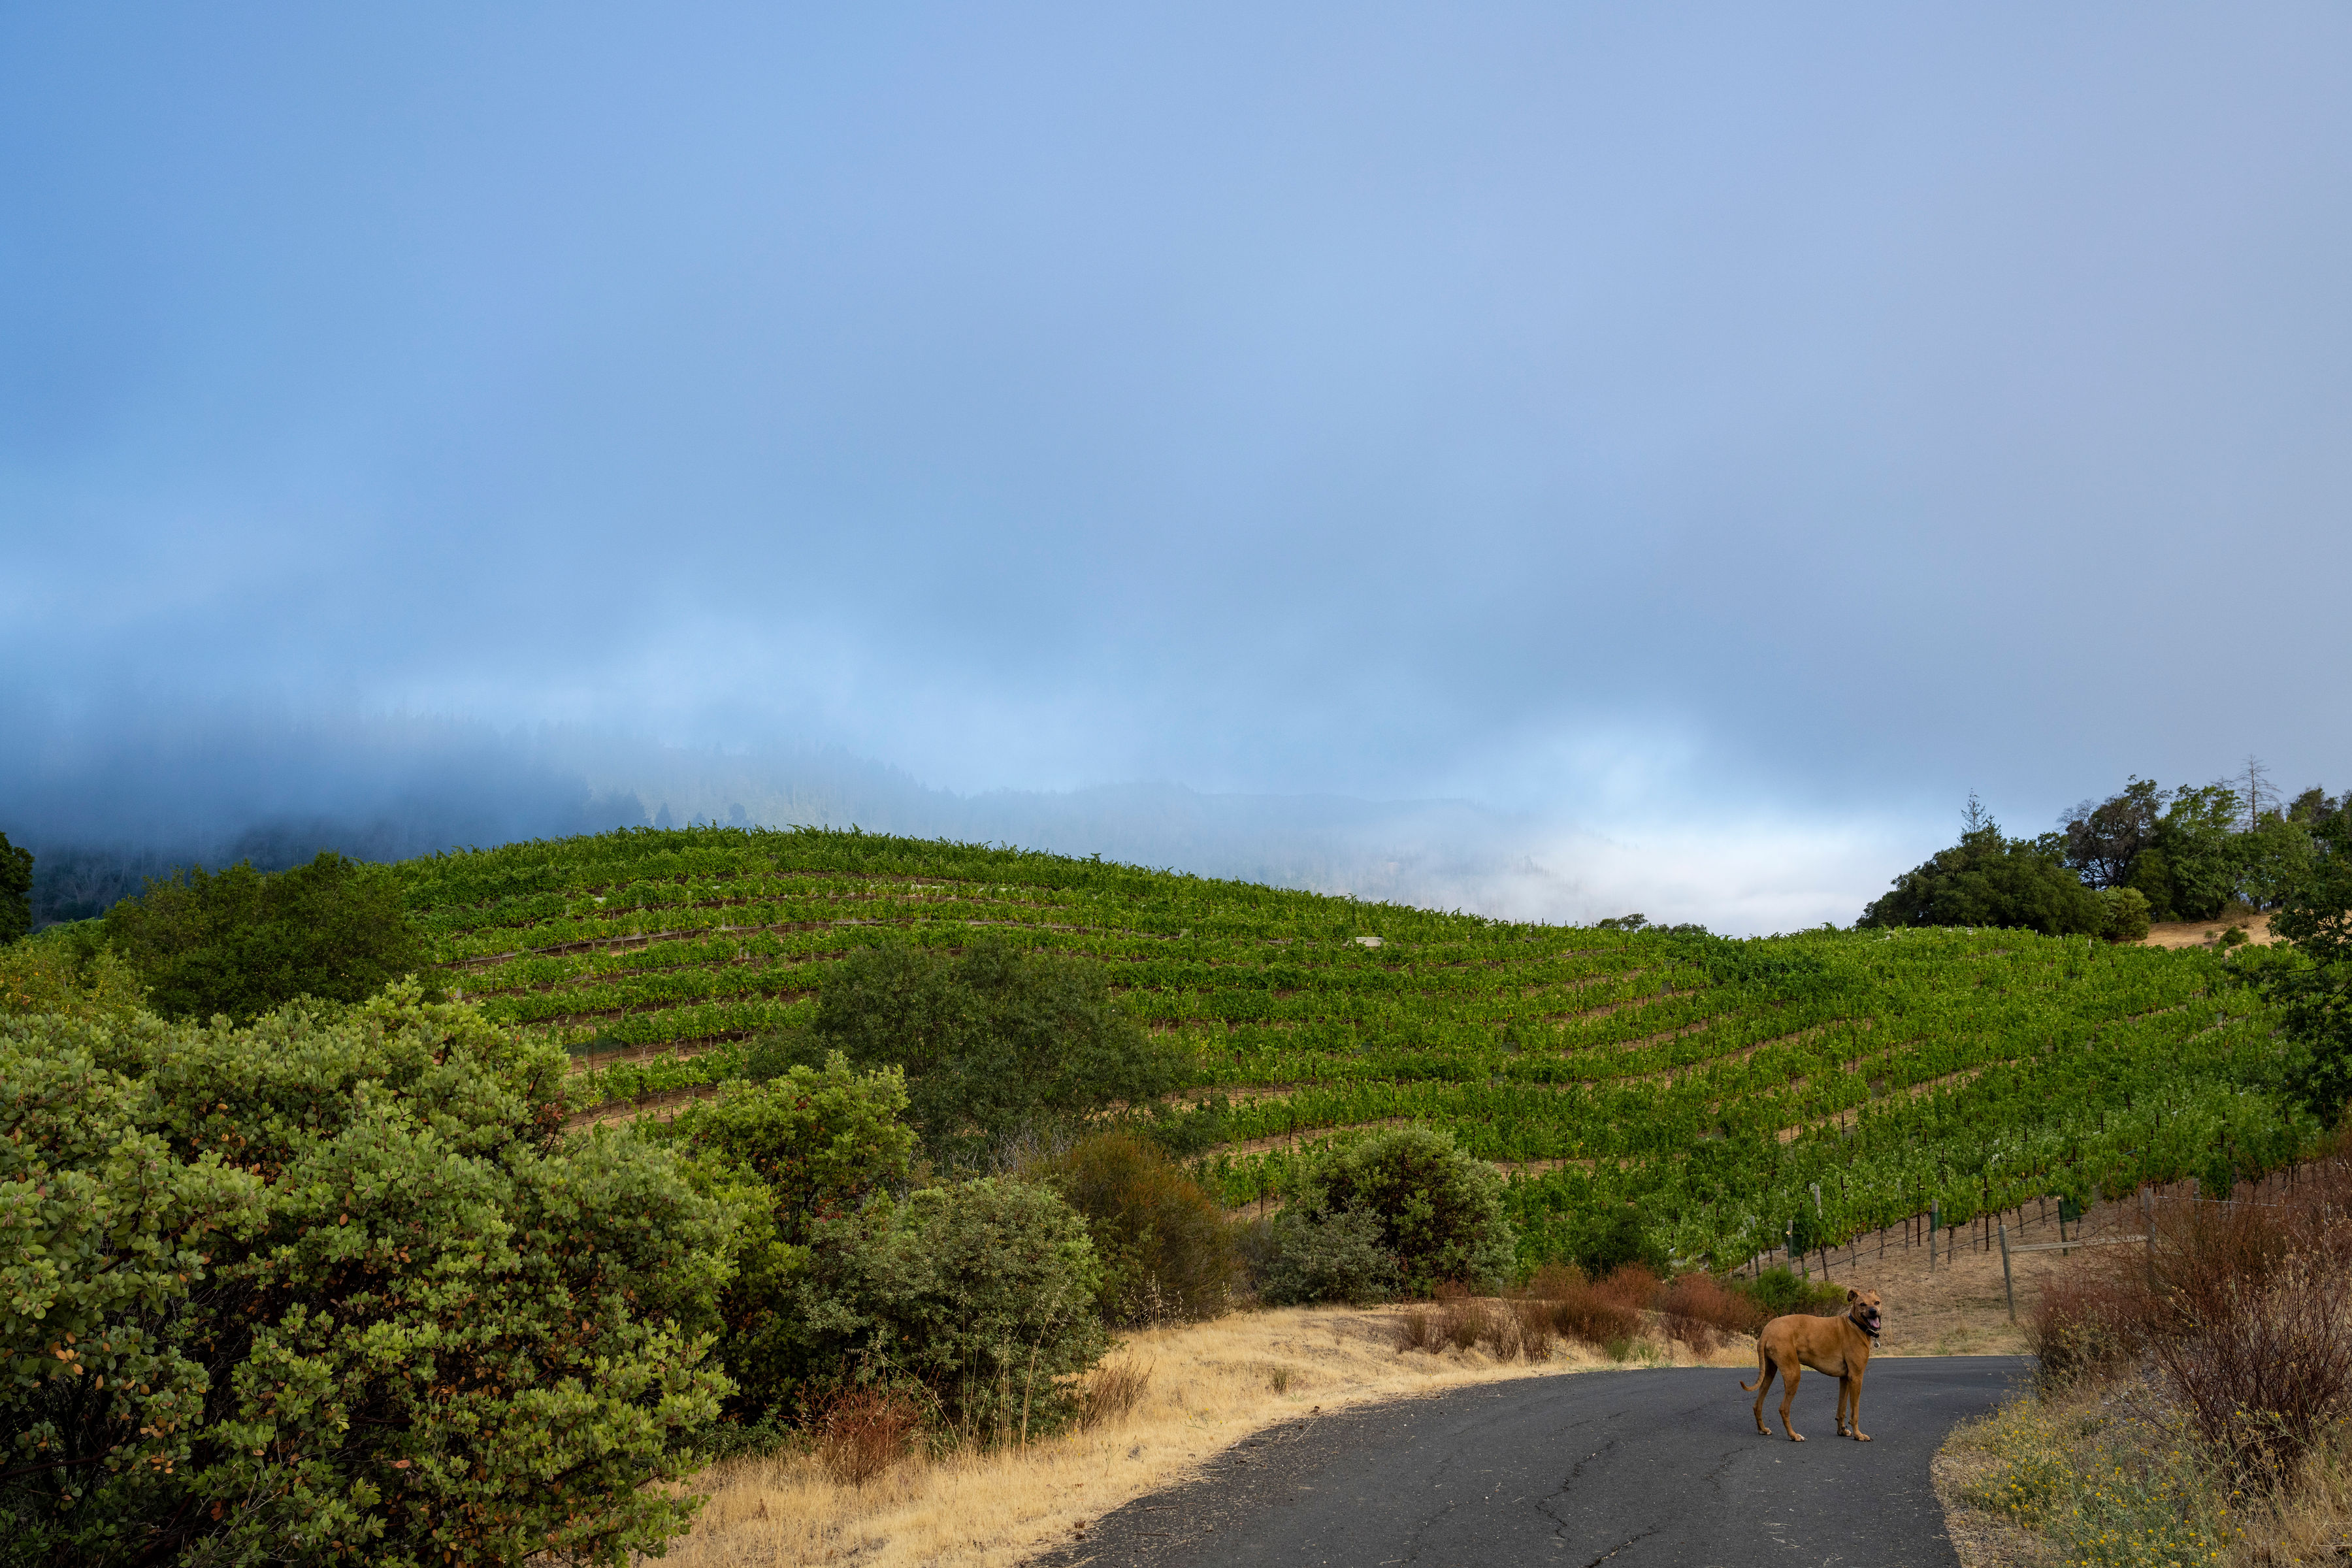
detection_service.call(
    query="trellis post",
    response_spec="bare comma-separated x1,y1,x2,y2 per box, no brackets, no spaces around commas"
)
1998,1218,2015,1322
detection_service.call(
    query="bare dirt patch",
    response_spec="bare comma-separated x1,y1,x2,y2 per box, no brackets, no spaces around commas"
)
564,1083,717,1129
2142,910,2279,950
1207,1117,1416,1160
1735,1184,2181,1358
1748,1166,2316,1361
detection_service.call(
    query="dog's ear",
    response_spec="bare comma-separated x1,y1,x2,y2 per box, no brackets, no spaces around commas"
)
1846,1288,1859,1303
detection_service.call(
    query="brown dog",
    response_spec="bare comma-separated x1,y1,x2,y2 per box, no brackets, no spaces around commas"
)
1741,1288,1883,1442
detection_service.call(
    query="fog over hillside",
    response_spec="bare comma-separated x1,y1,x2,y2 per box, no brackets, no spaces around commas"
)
0,706,1915,934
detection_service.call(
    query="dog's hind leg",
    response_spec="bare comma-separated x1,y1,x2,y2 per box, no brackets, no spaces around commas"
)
1742,1341,1776,1434
1748,1357,1776,1435
1778,1364,1805,1441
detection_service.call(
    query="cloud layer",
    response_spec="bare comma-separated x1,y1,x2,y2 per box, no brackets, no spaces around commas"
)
1,704,1923,934
4,4,2347,911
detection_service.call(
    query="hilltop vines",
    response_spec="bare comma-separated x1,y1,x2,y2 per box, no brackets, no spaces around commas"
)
399,826,2309,1273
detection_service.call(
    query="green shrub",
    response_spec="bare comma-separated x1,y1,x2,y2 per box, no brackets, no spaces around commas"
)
748,938,1181,1169
0,832,29,944
1290,1125,1515,1295
99,851,433,1021
2270,807,2352,1122
1565,1203,1663,1277
2127,847,2177,921
642,1057,917,1420
2098,885,2153,943
640,1066,1117,1445
842,1179,1108,1443
0,926,146,1029
1858,811,2106,936
0,984,737,1567
1727,1267,1847,1320
1135,1091,1231,1156
653,1055,914,1239
1252,1207,1400,1307
1043,1133,1237,1326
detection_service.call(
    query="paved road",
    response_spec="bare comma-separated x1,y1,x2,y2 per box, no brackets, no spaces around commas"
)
1038,1356,2026,1568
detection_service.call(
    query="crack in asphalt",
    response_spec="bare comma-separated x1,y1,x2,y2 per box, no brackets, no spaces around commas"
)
1539,1426,1629,1541
1581,1526,1661,1567
1563,1429,1625,1486
1701,1441,1750,1492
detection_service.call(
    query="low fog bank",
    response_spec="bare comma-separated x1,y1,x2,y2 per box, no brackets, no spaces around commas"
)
0,710,1907,934
3,711,646,923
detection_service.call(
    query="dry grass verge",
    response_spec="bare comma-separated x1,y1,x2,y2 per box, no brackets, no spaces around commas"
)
1935,1376,2236,1567
651,1301,1748,1568
1936,1371,2352,1567
1936,1147,2352,1567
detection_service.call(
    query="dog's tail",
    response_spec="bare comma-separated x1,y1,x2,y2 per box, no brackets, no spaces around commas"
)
1739,1337,1769,1392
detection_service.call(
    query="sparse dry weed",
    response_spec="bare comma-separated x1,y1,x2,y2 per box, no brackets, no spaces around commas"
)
1395,1287,1562,1363
1656,1273,1763,1354
811,1388,923,1487
1075,1357,1152,1429
1527,1262,1652,1348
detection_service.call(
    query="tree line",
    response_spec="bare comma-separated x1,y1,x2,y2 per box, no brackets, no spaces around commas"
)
1858,762,2345,939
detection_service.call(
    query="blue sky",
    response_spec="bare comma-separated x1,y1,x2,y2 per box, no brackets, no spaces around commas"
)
5,5,2349,928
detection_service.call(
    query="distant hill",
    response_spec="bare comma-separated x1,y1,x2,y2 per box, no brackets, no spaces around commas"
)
7,710,1595,929
404,825,2298,1273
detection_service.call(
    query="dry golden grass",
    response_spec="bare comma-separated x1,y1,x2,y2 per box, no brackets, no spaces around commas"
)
651,1303,1748,1568
2143,910,2278,951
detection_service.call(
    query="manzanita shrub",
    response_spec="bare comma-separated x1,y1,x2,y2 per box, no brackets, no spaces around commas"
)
838,1178,1107,1442
642,1057,916,1424
0,982,740,1567
1289,1124,1516,1297
642,1066,1113,1443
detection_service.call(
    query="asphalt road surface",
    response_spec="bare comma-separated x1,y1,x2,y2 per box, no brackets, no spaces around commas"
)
1037,1356,2027,1568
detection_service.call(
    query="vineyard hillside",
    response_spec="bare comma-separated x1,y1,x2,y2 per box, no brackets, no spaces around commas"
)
400,826,2298,1271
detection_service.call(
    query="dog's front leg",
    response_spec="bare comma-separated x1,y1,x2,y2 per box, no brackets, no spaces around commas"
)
1848,1369,1870,1442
